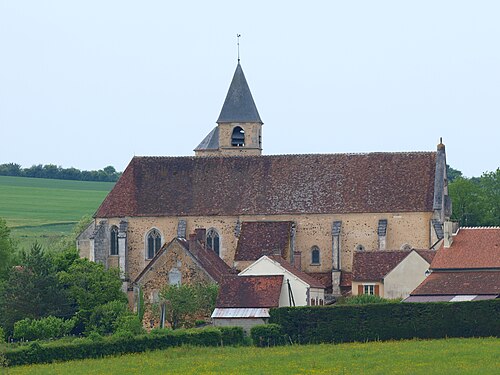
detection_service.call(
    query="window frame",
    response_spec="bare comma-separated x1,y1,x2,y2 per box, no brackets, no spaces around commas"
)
110,225,119,256
206,228,221,257
145,228,162,260
311,246,321,265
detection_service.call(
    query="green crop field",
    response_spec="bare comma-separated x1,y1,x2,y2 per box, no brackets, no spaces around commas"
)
6,337,499,374
0,176,114,249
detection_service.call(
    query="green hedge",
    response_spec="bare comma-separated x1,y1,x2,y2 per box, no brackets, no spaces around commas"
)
219,326,245,346
270,299,500,344
4,327,245,367
250,324,286,347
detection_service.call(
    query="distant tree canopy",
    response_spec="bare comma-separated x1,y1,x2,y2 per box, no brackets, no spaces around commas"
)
0,163,121,182
448,167,500,227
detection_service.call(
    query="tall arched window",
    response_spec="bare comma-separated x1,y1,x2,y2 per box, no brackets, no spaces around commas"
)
311,246,320,264
231,126,245,146
206,228,220,256
110,226,119,255
146,229,162,259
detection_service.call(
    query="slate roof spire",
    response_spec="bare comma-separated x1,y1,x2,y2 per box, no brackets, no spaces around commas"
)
217,63,262,124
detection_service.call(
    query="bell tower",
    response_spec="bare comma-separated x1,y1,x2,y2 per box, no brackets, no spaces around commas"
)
195,62,263,156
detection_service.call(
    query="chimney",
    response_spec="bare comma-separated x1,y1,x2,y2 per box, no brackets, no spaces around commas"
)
443,221,454,248
194,228,206,248
188,233,198,254
293,251,302,271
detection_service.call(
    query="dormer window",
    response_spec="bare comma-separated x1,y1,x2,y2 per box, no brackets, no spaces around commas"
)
231,126,245,147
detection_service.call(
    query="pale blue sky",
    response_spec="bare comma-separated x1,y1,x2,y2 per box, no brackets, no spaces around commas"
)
0,1,499,177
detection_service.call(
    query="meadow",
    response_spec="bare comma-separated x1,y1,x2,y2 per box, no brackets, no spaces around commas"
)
0,176,114,249
6,337,499,375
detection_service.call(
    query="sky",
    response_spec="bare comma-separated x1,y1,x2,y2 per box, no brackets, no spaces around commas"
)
0,1,499,178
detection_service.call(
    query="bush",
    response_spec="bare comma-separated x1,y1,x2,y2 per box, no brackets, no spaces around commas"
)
270,299,500,344
114,315,145,336
342,294,399,305
86,300,128,336
251,324,286,347
0,326,5,343
13,316,75,341
219,326,245,346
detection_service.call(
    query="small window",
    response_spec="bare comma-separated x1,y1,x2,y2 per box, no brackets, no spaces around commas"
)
311,246,320,264
231,126,245,146
356,244,365,251
207,228,220,256
401,243,412,251
110,226,119,255
364,285,375,295
146,229,162,259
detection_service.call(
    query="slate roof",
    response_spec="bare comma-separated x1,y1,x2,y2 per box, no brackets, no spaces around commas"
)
431,228,500,270
352,250,434,281
134,237,232,284
234,222,293,261
217,63,262,124
266,256,326,288
95,152,437,218
194,127,219,151
410,271,500,295
216,275,283,308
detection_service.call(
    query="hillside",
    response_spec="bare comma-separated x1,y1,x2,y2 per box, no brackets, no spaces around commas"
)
0,176,114,249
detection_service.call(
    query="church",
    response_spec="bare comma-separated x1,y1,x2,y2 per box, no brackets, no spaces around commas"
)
78,61,451,299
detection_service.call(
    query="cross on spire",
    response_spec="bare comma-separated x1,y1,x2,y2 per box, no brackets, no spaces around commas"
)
237,34,241,62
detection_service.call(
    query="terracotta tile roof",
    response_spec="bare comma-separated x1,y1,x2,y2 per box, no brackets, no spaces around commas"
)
234,222,293,261
305,272,333,288
216,275,284,308
410,271,500,295
431,228,500,269
95,152,437,218
134,237,231,284
267,256,325,288
415,249,437,264
352,250,433,281
340,271,353,287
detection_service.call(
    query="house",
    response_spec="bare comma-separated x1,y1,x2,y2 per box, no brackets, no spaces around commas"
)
405,225,500,302
211,275,283,332
133,228,232,327
78,60,451,298
352,249,435,299
238,255,326,306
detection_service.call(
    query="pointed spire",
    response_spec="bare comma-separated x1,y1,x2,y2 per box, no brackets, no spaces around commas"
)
217,63,262,124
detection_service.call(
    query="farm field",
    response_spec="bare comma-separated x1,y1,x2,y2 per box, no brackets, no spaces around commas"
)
0,175,114,249
7,337,500,375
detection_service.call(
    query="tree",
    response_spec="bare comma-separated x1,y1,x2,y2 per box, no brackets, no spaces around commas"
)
479,169,500,226
0,243,75,333
0,218,16,280
446,164,463,183
449,177,483,226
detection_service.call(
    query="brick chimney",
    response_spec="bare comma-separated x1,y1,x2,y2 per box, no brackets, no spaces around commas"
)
194,228,206,249
293,251,302,271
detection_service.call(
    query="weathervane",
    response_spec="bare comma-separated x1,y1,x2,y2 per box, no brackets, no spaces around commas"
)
237,34,241,62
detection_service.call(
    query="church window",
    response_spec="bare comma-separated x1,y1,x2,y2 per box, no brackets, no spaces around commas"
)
146,229,162,259
231,126,245,146
110,226,119,255
207,228,220,256
311,246,320,264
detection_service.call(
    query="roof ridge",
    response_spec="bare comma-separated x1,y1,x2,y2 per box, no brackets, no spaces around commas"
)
460,226,500,229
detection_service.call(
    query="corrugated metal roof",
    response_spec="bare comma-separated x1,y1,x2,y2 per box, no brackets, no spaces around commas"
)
211,308,270,318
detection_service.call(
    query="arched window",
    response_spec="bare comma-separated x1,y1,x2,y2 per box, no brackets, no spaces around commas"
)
231,126,245,146
146,229,162,259
206,228,220,256
356,244,365,252
110,226,119,255
311,246,320,264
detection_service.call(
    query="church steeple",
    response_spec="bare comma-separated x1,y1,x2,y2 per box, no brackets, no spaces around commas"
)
195,62,263,157
217,63,262,124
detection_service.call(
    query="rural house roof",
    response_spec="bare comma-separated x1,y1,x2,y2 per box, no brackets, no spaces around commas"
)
234,221,293,261
410,271,500,296
431,227,500,270
134,237,232,284
215,275,283,308
216,62,262,124
352,250,435,281
266,256,326,289
95,151,438,218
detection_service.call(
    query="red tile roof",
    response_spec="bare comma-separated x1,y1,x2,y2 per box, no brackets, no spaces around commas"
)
234,222,293,261
95,152,437,218
305,272,333,289
267,256,325,288
410,271,500,295
216,275,284,308
353,250,433,281
431,228,500,270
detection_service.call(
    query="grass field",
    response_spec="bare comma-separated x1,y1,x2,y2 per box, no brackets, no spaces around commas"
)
6,337,499,374
0,176,114,249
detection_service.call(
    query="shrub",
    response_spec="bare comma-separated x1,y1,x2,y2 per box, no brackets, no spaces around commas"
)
270,299,500,344
0,326,5,343
114,315,145,336
342,294,399,305
219,326,245,346
251,324,286,347
86,300,128,336
13,316,75,341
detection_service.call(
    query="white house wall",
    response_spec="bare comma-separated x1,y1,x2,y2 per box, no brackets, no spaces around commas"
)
384,251,430,299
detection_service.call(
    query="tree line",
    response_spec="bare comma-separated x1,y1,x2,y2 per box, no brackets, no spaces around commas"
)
0,163,121,182
447,166,500,227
